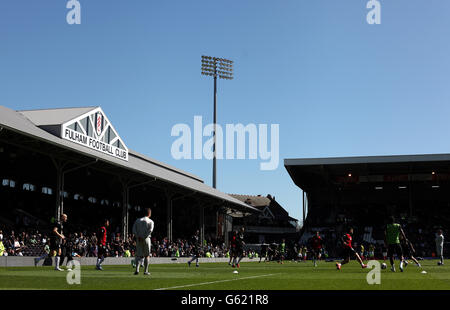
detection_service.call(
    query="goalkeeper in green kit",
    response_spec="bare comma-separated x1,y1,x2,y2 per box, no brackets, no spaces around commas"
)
385,216,407,272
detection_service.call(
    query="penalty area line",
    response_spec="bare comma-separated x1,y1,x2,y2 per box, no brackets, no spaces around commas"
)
154,273,276,290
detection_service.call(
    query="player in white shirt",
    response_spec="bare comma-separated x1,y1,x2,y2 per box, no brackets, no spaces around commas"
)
132,208,154,275
436,229,444,265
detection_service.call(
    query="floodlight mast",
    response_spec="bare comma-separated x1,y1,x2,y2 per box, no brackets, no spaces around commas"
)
201,56,233,189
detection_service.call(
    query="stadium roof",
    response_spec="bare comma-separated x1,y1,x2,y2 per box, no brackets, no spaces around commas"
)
19,107,98,126
0,105,259,213
229,194,272,209
285,154,450,191
229,194,298,222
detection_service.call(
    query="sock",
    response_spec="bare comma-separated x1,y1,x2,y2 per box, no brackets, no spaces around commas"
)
144,257,149,273
136,258,141,272
99,257,105,266
55,256,61,269
96,258,101,266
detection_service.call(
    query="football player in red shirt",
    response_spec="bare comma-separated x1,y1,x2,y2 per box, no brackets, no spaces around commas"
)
336,228,367,270
96,219,109,271
310,231,323,267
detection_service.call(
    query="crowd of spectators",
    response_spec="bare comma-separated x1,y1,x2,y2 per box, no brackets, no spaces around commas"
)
0,226,229,258
1,221,445,260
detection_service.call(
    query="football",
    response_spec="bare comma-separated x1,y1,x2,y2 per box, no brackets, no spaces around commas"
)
381,263,387,269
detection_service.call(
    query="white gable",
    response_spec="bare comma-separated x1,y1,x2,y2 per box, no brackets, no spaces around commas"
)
261,206,275,220
61,107,128,161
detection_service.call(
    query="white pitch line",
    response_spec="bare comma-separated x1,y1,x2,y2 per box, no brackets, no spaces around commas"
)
154,273,276,290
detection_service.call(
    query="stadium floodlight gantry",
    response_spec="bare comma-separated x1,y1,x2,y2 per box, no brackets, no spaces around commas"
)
201,55,233,190
0,105,259,242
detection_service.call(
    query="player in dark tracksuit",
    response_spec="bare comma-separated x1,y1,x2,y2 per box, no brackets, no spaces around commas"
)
259,243,269,263
34,214,68,270
401,236,422,268
235,227,246,268
61,231,74,269
187,230,201,267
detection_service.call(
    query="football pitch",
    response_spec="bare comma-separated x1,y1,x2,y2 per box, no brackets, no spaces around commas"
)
1,260,450,290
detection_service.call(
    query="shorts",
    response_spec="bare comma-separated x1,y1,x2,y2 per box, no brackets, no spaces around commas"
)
191,247,201,257
342,246,356,258
135,238,151,257
387,244,403,258
235,246,244,256
313,248,321,257
98,244,107,257
49,242,61,252
230,246,237,256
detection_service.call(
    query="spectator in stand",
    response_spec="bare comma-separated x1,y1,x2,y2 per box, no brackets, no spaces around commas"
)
0,235,5,256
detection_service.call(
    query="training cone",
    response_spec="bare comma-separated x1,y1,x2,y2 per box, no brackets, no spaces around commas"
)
233,270,239,274
421,270,427,274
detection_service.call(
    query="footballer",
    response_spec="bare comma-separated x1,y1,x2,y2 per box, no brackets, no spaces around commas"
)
132,208,154,275
336,227,367,270
385,216,406,272
310,232,323,267
96,219,109,270
34,213,68,271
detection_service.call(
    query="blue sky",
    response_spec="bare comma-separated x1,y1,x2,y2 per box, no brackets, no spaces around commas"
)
1,0,450,222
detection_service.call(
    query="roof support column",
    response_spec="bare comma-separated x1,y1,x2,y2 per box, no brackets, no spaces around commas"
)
216,210,219,239
52,158,99,225
167,198,173,242
302,191,306,226
199,204,205,246
55,162,63,222
165,191,174,242
124,178,156,240
165,190,198,242
223,207,231,246
408,174,413,217
122,182,129,241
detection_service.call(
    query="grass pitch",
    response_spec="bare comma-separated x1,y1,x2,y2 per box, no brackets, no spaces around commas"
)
1,260,449,290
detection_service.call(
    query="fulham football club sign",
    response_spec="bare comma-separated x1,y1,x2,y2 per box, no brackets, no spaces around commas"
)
61,107,129,161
